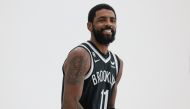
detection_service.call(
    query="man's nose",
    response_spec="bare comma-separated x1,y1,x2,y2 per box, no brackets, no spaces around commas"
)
105,19,113,27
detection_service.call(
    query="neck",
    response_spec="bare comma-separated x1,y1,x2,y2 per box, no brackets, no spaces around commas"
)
90,37,109,55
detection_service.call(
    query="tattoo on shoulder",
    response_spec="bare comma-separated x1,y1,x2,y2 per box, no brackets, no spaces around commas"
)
65,55,86,85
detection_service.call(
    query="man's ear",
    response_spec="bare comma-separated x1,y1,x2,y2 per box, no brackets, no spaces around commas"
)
87,22,93,32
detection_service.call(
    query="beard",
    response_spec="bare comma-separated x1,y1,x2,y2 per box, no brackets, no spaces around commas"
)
92,25,116,45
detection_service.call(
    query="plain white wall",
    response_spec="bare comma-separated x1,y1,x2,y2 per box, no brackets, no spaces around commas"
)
1,0,190,109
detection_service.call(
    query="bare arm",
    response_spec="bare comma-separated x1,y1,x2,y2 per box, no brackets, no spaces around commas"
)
62,47,90,109
108,58,123,108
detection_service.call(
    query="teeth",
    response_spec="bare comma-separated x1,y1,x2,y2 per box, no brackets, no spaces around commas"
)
104,29,111,33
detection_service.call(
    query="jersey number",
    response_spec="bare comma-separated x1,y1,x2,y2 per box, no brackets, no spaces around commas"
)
100,89,109,109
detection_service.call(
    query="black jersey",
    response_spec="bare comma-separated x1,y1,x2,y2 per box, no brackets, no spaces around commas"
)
62,41,119,109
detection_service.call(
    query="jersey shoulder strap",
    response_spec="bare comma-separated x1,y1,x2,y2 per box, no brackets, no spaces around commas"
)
77,42,94,80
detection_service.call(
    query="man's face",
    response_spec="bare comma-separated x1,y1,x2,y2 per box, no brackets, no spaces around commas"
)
91,9,116,45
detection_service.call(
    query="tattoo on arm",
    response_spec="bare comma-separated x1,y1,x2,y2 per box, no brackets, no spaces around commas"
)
65,55,86,85
63,48,90,109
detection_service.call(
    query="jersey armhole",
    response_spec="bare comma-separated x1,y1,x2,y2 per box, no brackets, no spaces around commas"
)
78,45,94,80
113,54,120,76
115,55,120,72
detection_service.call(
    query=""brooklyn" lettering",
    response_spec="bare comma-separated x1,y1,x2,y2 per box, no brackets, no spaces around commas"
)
92,70,115,87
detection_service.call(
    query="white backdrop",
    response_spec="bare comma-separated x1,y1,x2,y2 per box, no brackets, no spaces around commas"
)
1,0,190,109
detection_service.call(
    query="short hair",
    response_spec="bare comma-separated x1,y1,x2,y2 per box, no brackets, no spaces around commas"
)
88,3,116,22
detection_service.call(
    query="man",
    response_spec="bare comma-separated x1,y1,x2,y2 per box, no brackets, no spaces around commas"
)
61,3,123,109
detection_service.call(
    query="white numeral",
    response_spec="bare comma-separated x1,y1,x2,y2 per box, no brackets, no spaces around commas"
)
100,89,109,109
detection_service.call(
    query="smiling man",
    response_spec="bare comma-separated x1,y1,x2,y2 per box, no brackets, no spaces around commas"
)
61,3,123,109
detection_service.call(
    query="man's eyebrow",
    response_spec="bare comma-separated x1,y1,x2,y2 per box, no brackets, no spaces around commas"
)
97,16,116,19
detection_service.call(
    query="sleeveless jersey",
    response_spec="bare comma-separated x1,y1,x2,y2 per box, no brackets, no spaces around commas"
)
61,41,119,109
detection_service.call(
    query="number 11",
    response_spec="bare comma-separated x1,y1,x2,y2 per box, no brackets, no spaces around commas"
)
100,89,109,109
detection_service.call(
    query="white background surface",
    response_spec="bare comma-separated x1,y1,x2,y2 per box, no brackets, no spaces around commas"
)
1,0,190,109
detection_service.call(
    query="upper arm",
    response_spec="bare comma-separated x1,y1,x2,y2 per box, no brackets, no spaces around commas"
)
63,47,90,108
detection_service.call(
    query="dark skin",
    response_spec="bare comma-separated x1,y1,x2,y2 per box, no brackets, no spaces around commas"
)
62,9,123,109
87,9,117,54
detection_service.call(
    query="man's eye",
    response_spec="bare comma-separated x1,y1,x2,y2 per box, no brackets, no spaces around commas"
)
111,19,116,23
98,19,105,22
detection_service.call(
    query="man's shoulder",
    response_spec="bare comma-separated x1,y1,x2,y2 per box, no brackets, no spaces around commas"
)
68,41,88,53
110,51,123,67
110,51,122,60
69,46,89,57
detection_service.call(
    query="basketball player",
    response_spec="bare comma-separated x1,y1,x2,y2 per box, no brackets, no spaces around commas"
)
61,3,123,109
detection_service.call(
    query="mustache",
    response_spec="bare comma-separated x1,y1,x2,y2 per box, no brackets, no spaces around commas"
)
101,26,114,32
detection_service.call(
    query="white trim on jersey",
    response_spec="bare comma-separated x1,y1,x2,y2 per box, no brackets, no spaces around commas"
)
86,42,111,63
112,53,119,76
79,44,94,80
